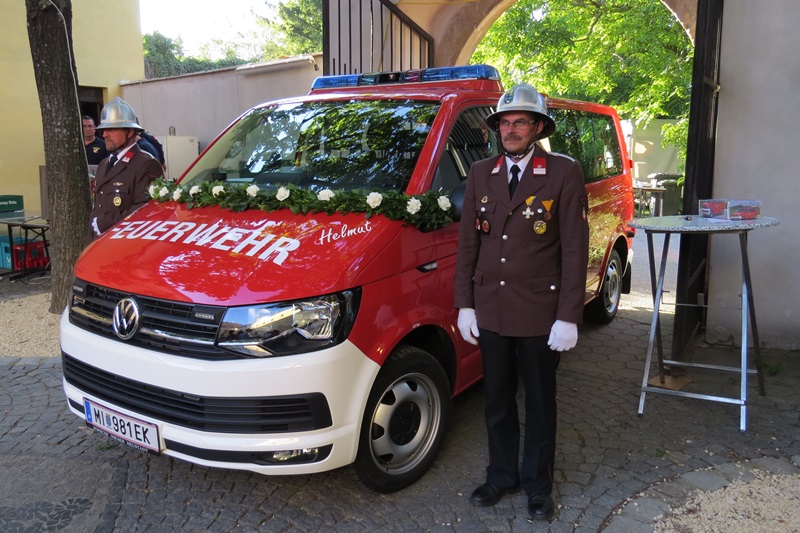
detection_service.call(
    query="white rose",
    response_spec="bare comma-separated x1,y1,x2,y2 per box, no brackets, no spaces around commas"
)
366,192,383,209
276,187,290,201
246,184,259,197
437,196,452,211
189,185,201,197
158,187,170,198
317,189,335,201
148,184,157,198
212,185,225,197
172,189,182,201
406,197,422,215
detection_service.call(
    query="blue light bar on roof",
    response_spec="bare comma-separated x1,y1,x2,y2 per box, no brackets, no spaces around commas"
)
310,64,501,90
311,74,361,89
420,65,500,82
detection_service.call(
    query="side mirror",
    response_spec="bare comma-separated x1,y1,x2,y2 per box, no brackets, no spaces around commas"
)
449,180,467,221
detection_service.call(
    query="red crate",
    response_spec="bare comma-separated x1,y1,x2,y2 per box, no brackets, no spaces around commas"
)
12,240,50,270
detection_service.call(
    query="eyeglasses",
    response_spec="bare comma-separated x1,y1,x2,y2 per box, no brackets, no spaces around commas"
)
497,119,536,130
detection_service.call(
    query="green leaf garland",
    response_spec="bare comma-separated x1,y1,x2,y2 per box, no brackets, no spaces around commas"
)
147,178,455,232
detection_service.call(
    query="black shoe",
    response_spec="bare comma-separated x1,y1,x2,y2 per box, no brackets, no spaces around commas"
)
469,482,520,506
527,493,554,521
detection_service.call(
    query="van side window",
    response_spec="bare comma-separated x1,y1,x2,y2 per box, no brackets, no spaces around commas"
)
433,107,500,194
547,109,623,184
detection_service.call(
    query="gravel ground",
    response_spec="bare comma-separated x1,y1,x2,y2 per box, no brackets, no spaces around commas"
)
2,273,799,532
0,274,60,358
653,470,800,532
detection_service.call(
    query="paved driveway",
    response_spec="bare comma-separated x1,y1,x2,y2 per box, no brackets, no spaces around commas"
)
1,241,799,532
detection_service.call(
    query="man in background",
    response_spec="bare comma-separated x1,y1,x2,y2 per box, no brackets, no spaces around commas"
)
83,115,108,165
91,97,163,237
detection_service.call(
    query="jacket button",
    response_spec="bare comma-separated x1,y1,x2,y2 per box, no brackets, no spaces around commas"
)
500,281,506,286
481,207,486,212
501,258,506,263
508,212,513,216
550,284,557,291
502,234,508,240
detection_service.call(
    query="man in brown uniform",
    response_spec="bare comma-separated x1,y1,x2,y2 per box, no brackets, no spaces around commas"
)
454,84,589,521
91,97,163,236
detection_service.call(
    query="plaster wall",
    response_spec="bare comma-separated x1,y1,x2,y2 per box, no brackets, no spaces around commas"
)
0,0,144,214
708,0,800,348
121,55,322,156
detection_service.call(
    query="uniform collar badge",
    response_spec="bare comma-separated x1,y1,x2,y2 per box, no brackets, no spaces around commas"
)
121,150,135,164
491,157,503,175
533,157,547,175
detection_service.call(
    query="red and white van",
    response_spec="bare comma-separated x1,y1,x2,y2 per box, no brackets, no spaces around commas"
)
61,65,635,492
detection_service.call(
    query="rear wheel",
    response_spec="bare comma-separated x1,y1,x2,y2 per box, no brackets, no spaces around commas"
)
585,249,622,324
353,345,451,493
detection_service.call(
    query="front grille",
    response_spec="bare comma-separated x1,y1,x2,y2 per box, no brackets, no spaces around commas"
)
63,354,333,433
69,282,234,360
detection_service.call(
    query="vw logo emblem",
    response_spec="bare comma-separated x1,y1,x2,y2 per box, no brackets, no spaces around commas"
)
112,298,140,340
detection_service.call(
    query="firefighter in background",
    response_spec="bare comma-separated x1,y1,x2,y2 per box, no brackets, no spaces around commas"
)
454,84,589,521
91,97,163,237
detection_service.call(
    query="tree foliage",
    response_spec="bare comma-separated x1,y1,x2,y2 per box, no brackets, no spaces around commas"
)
143,31,251,79
25,0,92,313
473,0,693,124
264,0,323,56
142,0,323,79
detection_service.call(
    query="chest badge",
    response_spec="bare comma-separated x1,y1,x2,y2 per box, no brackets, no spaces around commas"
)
522,195,536,218
542,199,554,221
534,220,547,234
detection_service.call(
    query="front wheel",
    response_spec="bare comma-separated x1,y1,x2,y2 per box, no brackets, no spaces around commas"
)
584,249,623,324
353,345,451,493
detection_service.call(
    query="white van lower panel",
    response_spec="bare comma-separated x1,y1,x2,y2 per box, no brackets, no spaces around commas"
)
60,311,381,475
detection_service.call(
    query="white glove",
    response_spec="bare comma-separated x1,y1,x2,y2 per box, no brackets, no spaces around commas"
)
91,217,101,236
457,308,480,345
548,320,578,352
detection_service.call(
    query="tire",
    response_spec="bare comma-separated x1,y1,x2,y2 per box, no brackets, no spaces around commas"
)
584,248,622,324
353,345,451,493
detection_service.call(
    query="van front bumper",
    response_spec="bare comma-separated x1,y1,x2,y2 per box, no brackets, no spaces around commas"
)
60,311,380,475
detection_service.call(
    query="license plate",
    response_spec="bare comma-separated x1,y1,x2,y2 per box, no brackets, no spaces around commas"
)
84,398,161,454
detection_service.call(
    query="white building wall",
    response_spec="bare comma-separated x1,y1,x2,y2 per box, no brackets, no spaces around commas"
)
708,0,800,348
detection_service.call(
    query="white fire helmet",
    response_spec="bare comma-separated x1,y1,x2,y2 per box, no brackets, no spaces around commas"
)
95,97,143,132
485,83,556,139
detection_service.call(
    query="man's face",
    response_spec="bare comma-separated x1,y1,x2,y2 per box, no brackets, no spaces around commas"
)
82,120,96,141
497,112,545,155
103,128,131,152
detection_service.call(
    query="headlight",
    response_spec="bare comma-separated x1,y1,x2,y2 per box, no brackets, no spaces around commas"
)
217,289,360,357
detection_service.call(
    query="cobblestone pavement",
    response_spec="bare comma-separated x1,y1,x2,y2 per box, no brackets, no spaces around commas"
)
1,277,799,532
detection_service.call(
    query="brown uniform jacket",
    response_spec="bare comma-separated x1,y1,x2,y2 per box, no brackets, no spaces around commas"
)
92,145,163,234
453,145,590,337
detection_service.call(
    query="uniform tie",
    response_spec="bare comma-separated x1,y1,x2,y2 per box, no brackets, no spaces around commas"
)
509,164,520,198
107,154,118,167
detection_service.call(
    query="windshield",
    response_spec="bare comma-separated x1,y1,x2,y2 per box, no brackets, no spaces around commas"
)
181,99,440,193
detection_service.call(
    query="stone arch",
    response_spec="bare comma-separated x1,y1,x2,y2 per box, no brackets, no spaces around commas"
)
396,0,697,67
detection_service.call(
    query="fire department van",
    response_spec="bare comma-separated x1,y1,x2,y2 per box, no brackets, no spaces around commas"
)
61,65,634,492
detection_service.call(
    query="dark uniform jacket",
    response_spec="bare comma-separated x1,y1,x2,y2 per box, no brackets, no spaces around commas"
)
85,137,109,165
454,145,590,337
91,145,163,234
